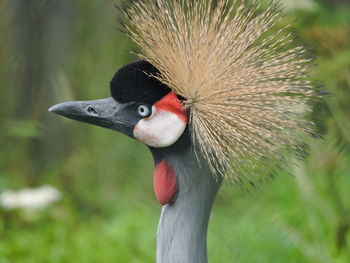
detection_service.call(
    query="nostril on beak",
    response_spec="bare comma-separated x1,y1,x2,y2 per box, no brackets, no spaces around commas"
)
87,106,98,115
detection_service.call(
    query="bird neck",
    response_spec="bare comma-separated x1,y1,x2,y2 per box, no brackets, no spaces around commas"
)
151,147,222,263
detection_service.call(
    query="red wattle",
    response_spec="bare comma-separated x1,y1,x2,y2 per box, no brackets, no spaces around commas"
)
154,160,177,205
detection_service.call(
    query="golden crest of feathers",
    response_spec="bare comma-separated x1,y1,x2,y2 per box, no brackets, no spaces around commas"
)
120,0,320,186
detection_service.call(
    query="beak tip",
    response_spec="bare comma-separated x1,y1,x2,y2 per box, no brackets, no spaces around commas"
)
48,103,69,115
48,105,59,113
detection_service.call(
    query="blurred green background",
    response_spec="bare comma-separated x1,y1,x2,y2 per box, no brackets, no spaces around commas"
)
0,0,349,262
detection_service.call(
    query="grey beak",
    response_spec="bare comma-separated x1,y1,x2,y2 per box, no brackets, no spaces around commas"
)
49,98,131,134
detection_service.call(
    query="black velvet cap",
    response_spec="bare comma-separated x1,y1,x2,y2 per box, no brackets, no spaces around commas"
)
110,60,170,105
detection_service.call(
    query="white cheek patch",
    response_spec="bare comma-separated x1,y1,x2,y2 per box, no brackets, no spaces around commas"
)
133,107,187,147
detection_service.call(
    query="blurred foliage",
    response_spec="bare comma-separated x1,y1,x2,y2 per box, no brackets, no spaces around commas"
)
0,0,350,262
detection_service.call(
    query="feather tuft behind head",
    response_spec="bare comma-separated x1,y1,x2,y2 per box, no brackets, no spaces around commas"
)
120,0,321,186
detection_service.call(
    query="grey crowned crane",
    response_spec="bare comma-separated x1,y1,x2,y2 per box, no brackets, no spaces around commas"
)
49,0,320,262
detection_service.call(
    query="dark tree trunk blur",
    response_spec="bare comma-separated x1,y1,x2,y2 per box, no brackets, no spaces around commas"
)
6,0,76,184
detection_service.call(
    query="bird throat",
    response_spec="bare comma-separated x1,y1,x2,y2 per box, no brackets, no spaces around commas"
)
154,160,177,205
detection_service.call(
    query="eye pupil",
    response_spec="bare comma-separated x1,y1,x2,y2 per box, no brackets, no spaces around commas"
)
137,105,150,117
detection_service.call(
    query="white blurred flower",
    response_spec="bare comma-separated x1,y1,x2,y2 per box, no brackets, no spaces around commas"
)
0,185,61,210
280,0,318,11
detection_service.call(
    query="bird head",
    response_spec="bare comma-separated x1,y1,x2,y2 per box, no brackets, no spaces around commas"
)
50,60,189,149
50,60,191,205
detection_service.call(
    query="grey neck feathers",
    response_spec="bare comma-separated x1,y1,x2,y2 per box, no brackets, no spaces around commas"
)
156,148,222,263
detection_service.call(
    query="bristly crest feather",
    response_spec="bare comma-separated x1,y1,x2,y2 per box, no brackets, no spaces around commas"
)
120,0,321,187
